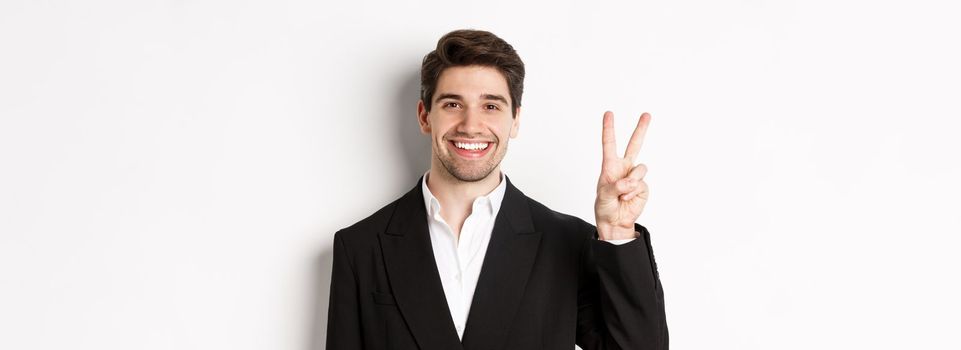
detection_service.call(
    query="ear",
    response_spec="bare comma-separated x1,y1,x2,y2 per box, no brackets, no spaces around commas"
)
510,106,521,138
417,100,430,134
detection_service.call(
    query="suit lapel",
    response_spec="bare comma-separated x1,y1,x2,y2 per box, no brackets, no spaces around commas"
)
381,176,463,350
461,176,543,350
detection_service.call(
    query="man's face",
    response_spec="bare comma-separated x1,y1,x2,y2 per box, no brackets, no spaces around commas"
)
418,65,520,182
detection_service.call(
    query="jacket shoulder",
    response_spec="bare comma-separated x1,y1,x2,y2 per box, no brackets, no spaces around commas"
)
524,196,598,241
334,196,400,246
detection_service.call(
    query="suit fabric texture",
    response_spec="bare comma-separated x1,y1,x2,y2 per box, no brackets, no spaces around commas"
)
326,174,668,350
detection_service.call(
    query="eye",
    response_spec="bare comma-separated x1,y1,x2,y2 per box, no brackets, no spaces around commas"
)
485,104,500,110
443,102,461,109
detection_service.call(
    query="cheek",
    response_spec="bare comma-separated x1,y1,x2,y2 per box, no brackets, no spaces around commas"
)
506,121,518,139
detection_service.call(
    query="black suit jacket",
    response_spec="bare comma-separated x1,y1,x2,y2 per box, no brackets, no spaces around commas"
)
327,175,668,349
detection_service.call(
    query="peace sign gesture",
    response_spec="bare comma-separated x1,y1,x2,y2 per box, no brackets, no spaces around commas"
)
594,111,651,241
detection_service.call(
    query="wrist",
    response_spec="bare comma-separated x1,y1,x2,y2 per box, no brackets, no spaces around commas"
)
596,223,638,240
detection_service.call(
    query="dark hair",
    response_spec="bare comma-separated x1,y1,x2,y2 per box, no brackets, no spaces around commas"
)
420,29,525,117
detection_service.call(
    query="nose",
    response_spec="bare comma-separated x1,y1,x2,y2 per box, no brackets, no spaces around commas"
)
456,108,485,135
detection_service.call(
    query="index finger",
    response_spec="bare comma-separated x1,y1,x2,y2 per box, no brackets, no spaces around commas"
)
623,112,651,162
601,111,617,159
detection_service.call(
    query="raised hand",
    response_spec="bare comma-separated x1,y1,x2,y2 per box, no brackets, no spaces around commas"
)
594,111,651,240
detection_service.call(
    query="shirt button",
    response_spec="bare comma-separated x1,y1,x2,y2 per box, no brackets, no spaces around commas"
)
454,273,461,281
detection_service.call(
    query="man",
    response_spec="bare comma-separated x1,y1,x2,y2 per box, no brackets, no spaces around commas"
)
326,29,668,350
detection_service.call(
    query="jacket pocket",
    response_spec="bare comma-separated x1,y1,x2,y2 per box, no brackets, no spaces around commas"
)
371,291,417,349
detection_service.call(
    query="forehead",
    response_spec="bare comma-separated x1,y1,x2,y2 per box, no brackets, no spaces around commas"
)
434,65,510,101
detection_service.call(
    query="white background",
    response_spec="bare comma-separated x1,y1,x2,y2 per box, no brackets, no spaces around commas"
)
2,1,959,349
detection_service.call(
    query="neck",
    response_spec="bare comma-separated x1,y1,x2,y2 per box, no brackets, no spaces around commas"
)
425,163,502,217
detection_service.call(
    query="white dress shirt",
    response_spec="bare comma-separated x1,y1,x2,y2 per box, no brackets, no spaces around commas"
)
420,169,635,340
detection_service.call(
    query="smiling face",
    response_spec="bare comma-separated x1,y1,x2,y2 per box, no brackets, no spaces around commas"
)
417,65,521,182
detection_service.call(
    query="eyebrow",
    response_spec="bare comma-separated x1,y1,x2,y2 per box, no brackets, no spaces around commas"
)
434,93,463,102
434,93,509,105
481,94,509,105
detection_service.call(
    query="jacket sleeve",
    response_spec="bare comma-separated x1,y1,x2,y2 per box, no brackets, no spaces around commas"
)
325,231,364,349
575,222,669,350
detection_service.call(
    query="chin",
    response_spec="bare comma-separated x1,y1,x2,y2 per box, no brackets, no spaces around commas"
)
442,162,497,183
449,169,492,182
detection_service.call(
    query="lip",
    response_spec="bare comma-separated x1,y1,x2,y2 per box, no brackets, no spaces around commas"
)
448,138,494,143
448,140,493,159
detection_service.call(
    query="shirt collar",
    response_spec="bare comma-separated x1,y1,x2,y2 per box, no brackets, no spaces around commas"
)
421,169,508,220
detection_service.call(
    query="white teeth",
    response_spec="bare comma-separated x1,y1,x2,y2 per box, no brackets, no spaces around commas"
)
453,141,489,150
